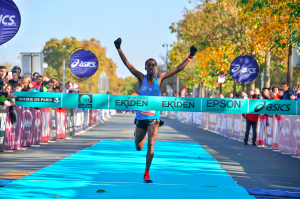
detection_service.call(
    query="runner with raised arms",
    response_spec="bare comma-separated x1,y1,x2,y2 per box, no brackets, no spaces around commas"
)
114,38,197,183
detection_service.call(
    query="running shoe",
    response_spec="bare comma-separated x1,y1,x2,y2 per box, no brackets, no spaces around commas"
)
144,176,153,183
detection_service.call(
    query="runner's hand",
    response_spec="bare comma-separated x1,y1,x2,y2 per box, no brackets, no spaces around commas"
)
189,45,197,58
114,38,122,49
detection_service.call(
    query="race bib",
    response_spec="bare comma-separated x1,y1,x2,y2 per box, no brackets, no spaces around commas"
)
140,111,156,116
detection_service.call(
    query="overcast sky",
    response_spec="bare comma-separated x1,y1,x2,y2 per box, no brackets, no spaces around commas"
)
0,0,194,78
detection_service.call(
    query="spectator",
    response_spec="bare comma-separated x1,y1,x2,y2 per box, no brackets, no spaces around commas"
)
43,80,55,92
59,84,64,92
54,87,60,92
0,66,8,92
281,82,293,100
249,90,254,99
69,88,79,93
272,85,281,98
31,75,44,92
235,93,242,99
268,87,272,93
5,85,12,94
20,76,33,91
241,91,248,99
279,89,284,99
209,95,213,98
290,84,300,100
262,88,270,99
63,82,71,93
8,71,19,87
13,83,22,91
243,94,259,146
254,88,263,99
51,78,59,87
44,76,49,82
228,92,234,98
15,66,21,76
32,72,39,82
219,94,224,98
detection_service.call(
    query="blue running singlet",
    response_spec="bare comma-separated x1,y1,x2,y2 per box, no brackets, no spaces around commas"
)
135,75,161,120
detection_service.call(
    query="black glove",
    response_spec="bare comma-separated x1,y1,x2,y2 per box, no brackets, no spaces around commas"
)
188,45,197,58
114,38,122,49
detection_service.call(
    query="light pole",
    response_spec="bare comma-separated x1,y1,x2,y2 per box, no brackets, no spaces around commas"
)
162,43,172,96
62,46,66,85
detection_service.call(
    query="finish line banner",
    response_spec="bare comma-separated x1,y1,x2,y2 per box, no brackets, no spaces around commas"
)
14,92,299,115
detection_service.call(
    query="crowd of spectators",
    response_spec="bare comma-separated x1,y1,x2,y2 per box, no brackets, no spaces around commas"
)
0,65,82,107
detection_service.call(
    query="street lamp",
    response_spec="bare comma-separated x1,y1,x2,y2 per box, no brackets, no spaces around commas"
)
162,43,172,96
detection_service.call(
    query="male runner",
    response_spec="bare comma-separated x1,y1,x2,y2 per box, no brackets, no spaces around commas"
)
114,38,197,183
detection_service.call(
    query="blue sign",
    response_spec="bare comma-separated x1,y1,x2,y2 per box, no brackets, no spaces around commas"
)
230,55,259,84
0,0,21,45
69,49,98,78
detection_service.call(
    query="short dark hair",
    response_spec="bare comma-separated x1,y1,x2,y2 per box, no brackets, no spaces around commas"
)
145,58,157,67
279,89,283,92
48,80,54,84
282,82,288,86
54,87,60,91
262,87,269,91
33,72,39,76
15,66,21,72
13,83,22,89
12,70,18,74
0,66,6,70
293,84,299,88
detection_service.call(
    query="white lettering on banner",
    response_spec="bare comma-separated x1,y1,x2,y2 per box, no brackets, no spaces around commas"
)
234,119,241,132
71,59,96,68
293,119,300,139
217,117,221,129
0,113,6,131
227,118,232,130
0,15,16,26
231,64,257,74
282,118,291,136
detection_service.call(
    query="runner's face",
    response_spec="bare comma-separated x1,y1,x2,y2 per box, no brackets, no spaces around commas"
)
145,60,156,75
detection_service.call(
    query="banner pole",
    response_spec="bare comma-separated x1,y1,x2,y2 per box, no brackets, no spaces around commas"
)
63,60,66,85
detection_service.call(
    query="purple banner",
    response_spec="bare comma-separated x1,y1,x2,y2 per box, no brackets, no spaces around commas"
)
201,112,208,129
75,109,83,133
32,108,42,145
279,115,297,155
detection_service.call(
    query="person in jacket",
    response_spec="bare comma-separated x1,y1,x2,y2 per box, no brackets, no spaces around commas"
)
290,84,300,100
279,89,284,99
272,85,281,98
243,94,259,146
31,75,44,92
8,71,19,87
281,82,293,100
254,88,263,99
241,91,248,99
20,76,33,91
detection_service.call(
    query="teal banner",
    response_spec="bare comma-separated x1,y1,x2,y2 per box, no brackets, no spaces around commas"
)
14,92,299,115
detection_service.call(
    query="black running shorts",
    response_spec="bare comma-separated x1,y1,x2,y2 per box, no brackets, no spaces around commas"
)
134,118,164,130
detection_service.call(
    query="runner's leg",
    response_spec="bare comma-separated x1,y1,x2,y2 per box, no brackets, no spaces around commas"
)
146,124,159,170
135,127,147,151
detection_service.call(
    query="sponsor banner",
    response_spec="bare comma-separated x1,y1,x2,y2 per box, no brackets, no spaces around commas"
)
265,116,274,148
41,108,51,142
257,116,267,145
216,113,222,133
0,0,21,45
75,109,83,133
208,113,217,132
69,109,75,136
61,109,66,138
56,109,66,139
272,115,282,149
201,112,208,129
69,49,98,78
232,114,242,140
226,114,233,137
241,116,247,140
65,109,70,137
193,112,202,125
83,109,89,130
50,108,57,141
219,113,227,135
278,115,297,155
20,107,34,147
32,108,42,145
0,106,7,151
188,112,193,123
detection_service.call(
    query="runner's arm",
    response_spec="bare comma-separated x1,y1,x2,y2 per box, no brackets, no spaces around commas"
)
114,38,144,81
159,45,197,81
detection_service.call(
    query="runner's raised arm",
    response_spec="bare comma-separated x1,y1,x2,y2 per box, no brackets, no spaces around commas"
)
158,45,197,81
114,38,144,82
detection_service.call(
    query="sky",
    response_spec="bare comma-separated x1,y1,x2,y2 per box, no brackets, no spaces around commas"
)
0,0,194,78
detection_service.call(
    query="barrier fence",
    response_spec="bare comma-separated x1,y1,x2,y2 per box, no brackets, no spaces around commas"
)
163,111,300,156
0,106,115,151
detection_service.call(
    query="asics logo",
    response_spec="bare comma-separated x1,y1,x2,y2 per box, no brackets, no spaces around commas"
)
71,59,96,68
254,102,266,112
0,15,16,26
231,64,257,74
